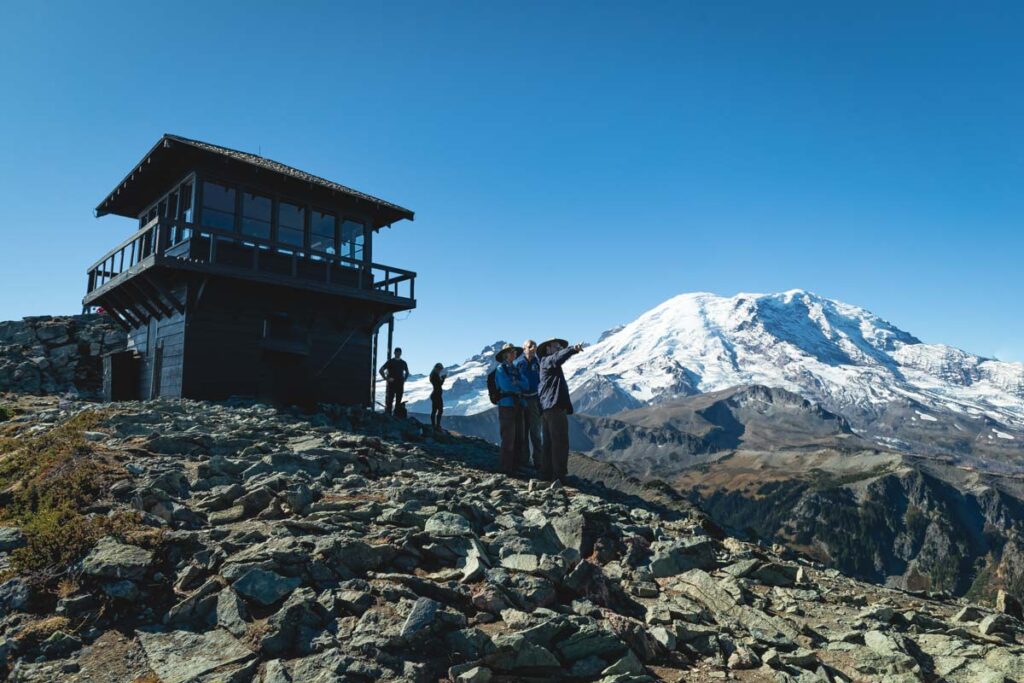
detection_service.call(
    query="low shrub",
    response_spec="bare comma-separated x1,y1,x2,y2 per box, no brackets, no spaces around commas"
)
0,408,153,584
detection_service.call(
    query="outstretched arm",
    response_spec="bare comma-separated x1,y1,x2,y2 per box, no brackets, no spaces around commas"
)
548,346,581,368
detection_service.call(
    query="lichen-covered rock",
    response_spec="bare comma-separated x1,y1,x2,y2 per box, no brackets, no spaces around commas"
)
231,568,301,607
81,538,152,581
137,629,254,683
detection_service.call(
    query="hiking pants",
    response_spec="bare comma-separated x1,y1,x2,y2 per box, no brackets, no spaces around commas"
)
498,405,524,475
430,392,443,428
542,407,570,482
384,380,405,416
522,395,543,468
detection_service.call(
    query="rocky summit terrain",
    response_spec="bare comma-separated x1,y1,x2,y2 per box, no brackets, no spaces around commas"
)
3,398,1024,681
439,385,1024,603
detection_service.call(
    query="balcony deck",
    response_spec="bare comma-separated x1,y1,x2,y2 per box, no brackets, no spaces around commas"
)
83,218,416,323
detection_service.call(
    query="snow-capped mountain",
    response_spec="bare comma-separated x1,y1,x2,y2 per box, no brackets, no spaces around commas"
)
406,290,1024,434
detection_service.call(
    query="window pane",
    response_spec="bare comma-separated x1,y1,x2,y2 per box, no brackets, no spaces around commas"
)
241,192,271,240
166,191,178,220
202,181,236,230
180,182,194,224
311,210,336,254
278,202,305,248
340,219,364,261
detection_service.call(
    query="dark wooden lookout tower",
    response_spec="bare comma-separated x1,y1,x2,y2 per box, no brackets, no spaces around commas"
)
83,135,416,405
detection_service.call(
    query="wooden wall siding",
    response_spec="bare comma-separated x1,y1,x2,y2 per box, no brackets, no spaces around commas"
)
181,278,381,405
124,285,188,399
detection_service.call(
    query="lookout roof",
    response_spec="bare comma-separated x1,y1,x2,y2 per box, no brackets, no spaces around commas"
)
95,134,415,228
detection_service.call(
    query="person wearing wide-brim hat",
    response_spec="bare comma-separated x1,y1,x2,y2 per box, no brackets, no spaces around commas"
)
494,343,528,475
537,338,569,358
537,338,585,482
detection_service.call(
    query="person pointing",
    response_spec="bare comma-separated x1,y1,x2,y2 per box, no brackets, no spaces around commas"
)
537,339,584,482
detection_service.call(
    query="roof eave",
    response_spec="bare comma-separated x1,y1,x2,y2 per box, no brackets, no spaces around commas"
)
95,134,175,218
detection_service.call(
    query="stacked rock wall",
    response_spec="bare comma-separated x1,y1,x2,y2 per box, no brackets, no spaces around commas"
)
0,315,126,397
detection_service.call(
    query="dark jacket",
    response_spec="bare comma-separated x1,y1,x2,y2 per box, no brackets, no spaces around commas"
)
495,361,529,408
515,354,541,396
380,357,409,383
539,347,579,413
429,369,445,398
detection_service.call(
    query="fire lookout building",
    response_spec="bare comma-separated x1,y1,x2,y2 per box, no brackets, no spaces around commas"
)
82,135,416,406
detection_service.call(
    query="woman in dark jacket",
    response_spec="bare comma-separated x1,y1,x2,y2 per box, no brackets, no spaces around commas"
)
429,363,446,430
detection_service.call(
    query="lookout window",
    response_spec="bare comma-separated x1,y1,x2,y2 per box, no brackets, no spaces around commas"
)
202,181,236,231
242,191,272,240
340,219,364,262
311,210,336,255
278,201,305,249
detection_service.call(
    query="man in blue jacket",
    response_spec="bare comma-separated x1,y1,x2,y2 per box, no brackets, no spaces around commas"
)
515,339,543,470
495,343,528,475
537,338,584,482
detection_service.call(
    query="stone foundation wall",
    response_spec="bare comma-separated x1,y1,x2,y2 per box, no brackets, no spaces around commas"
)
0,314,126,397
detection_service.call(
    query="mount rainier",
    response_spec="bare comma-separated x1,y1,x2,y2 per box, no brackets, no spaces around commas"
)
406,290,1024,441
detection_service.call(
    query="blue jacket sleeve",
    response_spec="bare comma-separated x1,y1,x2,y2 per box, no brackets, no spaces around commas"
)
495,366,516,394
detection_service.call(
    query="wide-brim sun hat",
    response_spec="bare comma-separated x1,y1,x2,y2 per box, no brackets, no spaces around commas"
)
496,343,523,363
537,338,569,357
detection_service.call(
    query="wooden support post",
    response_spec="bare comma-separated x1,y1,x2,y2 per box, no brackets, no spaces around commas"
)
96,298,132,330
371,325,379,410
103,292,142,328
136,276,176,317
142,273,185,314
124,280,164,320
386,314,394,363
106,288,147,328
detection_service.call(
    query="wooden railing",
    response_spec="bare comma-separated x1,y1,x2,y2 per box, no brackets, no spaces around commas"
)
86,219,415,302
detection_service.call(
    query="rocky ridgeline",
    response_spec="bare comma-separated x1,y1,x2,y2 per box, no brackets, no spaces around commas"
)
2,401,1024,682
0,315,124,397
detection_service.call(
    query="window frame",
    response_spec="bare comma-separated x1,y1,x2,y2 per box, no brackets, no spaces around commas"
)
338,217,367,263
275,196,308,252
199,178,240,233
136,172,198,228
240,189,273,242
190,172,376,262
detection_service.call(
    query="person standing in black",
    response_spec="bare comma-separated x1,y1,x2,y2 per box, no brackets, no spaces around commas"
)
379,347,410,416
537,338,584,482
429,362,447,430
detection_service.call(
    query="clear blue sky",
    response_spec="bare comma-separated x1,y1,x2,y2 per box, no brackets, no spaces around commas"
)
1,1,1022,372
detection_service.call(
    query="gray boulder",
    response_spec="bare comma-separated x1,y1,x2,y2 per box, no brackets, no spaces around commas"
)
137,629,254,683
0,527,26,552
260,587,332,657
0,578,30,616
647,538,716,578
232,568,301,606
217,588,250,638
425,511,474,537
82,537,152,580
